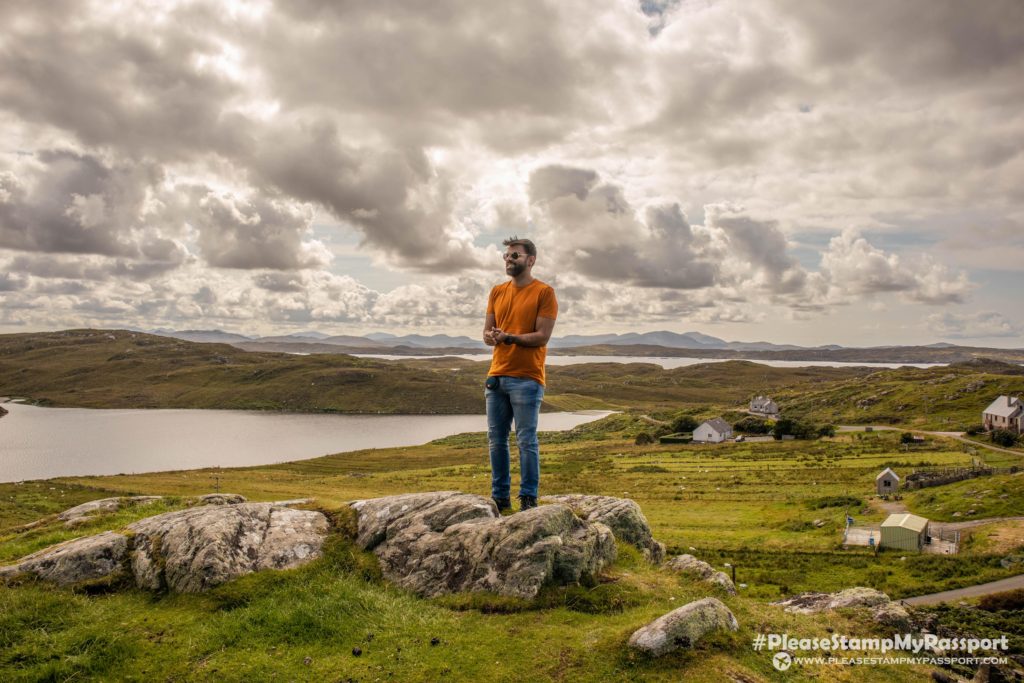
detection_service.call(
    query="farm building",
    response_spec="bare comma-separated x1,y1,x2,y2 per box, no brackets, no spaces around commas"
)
880,513,929,552
982,395,1023,434
693,418,733,443
749,396,780,417
876,467,900,495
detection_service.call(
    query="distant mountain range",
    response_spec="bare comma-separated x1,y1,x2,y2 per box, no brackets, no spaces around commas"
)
144,328,1024,364
151,329,842,352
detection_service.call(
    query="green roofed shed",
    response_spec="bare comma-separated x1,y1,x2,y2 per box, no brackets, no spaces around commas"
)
880,513,930,552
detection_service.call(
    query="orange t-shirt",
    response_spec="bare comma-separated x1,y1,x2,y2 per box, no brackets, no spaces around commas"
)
486,279,558,386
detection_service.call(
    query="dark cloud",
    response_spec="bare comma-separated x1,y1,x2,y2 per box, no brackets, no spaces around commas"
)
182,187,328,270
779,0,1024,87
530,165,720,289
0,272,27,291
707,205,807,294
0,151,158,257
528,165,599,204
253,272,305,293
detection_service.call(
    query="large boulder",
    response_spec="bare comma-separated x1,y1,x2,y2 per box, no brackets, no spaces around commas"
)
58,496,163,524
540,494,665,563
664,554,737,594
128,503,329,593
0,531,128,586
351,491,617,599
772,587,891,614
628,597,739,656
1,503,329,593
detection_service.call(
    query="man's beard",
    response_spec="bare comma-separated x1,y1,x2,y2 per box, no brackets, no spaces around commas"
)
506,262,524,277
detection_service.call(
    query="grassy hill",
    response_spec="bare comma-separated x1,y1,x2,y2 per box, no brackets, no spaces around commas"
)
0,418,1021,681
0,329,485,413
775,360,1024,431
0,329,876,415
4,330,1024,434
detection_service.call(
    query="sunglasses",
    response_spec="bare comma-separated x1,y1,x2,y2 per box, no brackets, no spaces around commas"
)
503,251,530,261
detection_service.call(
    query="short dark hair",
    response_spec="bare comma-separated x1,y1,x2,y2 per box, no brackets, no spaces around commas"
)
502,236,536,256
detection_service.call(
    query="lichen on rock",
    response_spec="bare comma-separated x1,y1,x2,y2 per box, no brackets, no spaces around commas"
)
540,494,665,563
351,491,617,599
628,597,739,656
664,554,737,594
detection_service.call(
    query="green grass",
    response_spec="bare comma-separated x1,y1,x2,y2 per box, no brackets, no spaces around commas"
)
2,341,1023,680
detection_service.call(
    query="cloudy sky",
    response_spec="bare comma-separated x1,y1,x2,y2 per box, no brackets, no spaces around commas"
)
1,0,1022,347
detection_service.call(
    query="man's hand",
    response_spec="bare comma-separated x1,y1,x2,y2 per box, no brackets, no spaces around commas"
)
483,326,500,346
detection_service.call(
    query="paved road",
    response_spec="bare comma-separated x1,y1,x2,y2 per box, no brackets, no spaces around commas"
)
931,516,1024,533
902,573,1024,606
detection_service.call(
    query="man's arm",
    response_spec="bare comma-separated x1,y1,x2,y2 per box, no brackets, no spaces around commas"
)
494,316,555,347
483,313,498,346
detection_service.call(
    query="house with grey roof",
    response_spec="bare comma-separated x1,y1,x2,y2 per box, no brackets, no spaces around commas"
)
693,418,733,443
982,395,1023,434
749,395,779,417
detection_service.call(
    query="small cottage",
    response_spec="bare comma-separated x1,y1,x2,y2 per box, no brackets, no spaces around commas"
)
693,418,733,443
749,395,780,417
880,513,929,552
875,467,900,496
983,395,1023,434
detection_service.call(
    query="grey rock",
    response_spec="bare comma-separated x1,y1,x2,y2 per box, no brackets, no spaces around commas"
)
772,587,891,614
128,503,329,592
628,597,739,656
0,531,129,586
58,496,163,522
351,491,617,599
873,601,912,630
540,494,665,563
270,498,315,507
197,493,247,505
664,554,737,594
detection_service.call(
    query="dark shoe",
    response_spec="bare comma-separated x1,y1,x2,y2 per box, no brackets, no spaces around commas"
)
493,497,511,512
518,495,537,511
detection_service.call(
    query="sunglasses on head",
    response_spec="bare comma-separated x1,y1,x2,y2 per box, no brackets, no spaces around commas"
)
503,251,529,261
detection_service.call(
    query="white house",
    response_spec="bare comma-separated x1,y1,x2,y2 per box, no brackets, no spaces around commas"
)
749,395,780,417
982,395,1023,434
693,418,733,443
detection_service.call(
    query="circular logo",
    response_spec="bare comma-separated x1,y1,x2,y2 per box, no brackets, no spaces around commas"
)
772,652,793,671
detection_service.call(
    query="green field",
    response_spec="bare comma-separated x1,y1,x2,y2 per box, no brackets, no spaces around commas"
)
1,331,1022,680
1,416,1022,681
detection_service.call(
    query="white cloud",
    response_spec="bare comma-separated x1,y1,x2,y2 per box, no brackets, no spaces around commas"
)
819,229,973,305
0,0,1020,343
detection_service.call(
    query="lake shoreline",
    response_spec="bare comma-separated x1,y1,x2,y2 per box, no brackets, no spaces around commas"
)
0,403,613,483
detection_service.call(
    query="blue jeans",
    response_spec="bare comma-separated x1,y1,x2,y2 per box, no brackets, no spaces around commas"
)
486,376,544,499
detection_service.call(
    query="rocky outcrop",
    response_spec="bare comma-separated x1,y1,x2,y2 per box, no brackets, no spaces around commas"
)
873,601,912,630
351,491,617,599
0,405,7,418
128,504,328,592
540,494,665,563
0,531,128,585
664,554,737,594
772,587,891,614
1,503,329,592
628,597,739,656
58,496,163,525
195,493,246,505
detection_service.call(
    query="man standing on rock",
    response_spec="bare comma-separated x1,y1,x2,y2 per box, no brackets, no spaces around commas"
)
483,237,558,513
